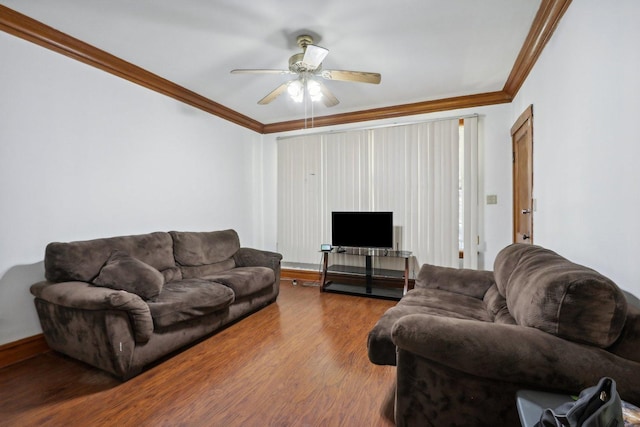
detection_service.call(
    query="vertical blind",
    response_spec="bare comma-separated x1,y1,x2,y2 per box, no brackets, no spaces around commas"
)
277,116,478,269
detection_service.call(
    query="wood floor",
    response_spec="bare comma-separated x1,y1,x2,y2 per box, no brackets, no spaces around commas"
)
0,281,397,426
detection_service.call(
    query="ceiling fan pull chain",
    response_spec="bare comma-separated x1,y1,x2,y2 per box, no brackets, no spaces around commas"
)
311,91,315,128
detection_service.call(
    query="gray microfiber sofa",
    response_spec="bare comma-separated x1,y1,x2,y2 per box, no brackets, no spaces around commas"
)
30,229,282,380
368,243,640,426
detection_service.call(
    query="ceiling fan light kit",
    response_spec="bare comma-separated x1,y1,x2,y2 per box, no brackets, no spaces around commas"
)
306,80,322,100
284,78,323,104
287,80,304,102
231,34,381,107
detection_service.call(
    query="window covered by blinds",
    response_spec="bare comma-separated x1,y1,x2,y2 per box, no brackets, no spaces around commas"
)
277,116,478,268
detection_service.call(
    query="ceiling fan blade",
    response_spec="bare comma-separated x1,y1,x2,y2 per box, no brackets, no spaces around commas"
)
320,70,381,84
231,69,292,75
318,82,339,107
257,82,289,105
302,44,329,70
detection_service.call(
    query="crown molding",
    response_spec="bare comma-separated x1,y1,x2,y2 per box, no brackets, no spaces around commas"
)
274,0,571,134
503,0,572,97
1,1,571,134
262,91,512,134
0,5,264,133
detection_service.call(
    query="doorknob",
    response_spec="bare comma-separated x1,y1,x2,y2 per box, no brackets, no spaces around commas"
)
521,209,531,214
522,234,530,240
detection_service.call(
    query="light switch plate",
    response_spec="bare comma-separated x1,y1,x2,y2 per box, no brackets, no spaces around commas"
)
486,194,498,205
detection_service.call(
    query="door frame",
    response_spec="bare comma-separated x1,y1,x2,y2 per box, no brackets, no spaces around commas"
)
511,105,534,243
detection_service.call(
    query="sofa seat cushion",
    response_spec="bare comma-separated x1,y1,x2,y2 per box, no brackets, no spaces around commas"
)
608,293,640,362
368,288,492,365
202,266,274,298
147,279,234,328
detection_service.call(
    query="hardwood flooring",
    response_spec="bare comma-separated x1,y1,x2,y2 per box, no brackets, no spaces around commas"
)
0,281,397,426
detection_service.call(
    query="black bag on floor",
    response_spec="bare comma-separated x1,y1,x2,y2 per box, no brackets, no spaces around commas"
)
536,377,623,427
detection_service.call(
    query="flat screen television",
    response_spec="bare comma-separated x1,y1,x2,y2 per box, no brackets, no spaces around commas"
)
331,211,393,249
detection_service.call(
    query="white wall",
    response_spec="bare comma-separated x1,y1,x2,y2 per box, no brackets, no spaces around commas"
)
13,0,627,346
264,102,515,271
511,0,640,294
0,33,268,345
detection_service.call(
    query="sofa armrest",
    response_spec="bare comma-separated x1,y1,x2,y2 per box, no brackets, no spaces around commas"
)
391,313,640,402
30,280,153,343
415,263,495,299
233,247,283,271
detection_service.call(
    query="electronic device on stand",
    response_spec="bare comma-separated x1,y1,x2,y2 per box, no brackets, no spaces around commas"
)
319,211,412,300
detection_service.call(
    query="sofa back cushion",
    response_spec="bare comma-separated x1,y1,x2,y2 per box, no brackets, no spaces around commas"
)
415,263,495,300
179,259,237,279
170,230,240,279
493,243,627,348
45,232,177,283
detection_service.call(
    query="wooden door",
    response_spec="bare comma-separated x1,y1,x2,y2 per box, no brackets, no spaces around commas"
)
511,105,534,243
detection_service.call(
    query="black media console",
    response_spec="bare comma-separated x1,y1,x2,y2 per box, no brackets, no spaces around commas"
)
319,248,412,300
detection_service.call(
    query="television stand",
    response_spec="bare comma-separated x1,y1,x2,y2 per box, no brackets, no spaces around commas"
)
319,248,412,300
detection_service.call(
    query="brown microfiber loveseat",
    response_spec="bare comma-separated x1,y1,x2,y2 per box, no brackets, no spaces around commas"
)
368,243,640,426
30,229,282,380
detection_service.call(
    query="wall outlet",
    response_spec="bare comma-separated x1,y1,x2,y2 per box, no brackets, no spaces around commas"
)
486,194,498,205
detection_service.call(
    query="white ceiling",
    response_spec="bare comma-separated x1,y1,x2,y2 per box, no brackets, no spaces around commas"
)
1,0,542,125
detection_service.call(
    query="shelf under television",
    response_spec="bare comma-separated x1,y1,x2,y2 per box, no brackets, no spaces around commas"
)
327,264,408,280
319,248,414,300
323,281,404,301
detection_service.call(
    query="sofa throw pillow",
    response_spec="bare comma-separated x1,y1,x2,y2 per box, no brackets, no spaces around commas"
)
93,250,164,300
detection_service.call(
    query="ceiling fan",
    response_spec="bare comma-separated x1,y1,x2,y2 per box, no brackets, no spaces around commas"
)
231,35,381,107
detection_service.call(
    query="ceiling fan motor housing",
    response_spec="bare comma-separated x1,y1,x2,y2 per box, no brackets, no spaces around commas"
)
289,52,319,73
289,35,319,73
296,35,314,49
